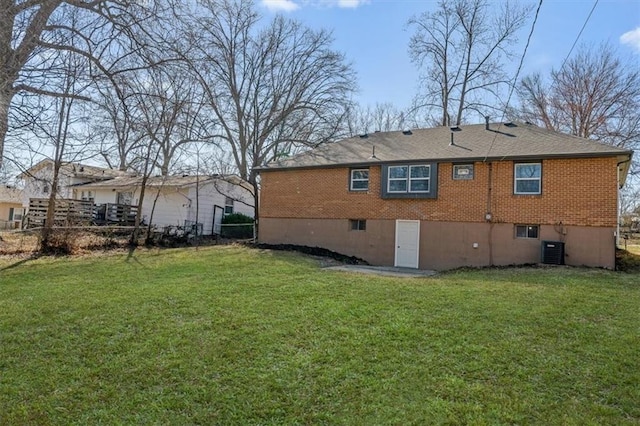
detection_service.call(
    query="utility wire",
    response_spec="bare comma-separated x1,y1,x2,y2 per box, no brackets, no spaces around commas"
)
483,0,543,162
559,0,599,72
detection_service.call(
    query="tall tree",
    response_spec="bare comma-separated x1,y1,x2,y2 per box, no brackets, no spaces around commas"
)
408,0,531,126
518,43,640,174
0,0,153,169
178,0,356,220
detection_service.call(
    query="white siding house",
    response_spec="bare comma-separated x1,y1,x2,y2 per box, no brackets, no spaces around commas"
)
17,159,130,207
74,175,254,235
17,159,254,234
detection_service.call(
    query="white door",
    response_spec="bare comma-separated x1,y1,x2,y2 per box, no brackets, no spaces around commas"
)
395,220,420,268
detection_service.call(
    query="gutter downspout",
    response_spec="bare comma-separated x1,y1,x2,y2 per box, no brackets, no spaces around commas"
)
487,162,494,266
616,158,632,249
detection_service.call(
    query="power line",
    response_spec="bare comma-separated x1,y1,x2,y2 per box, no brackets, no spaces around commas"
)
483,0,543,162
559,0,599,72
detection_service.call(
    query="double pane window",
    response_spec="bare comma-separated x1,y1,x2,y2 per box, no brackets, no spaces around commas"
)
350,169,369,191
388,165,430,193
515,163,541,194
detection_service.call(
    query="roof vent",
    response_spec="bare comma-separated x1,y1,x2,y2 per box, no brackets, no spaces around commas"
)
402,129,412,135
359,133,368,139
369,145,378,160
450,126,462,132
504,122,517,128
374,130,380,133
79,166,84,172
485,115,490,130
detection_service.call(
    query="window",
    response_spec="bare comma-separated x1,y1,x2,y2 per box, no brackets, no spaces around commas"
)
382,163,438,199
350,168,369,191
224,197,234,215
43,183,50,194
514,163,541,194
515,225,539,239
453,164,474,180
8,207,14,221
388,165,430,193
81,190,94,201
117,192,133,205
349,219,366,231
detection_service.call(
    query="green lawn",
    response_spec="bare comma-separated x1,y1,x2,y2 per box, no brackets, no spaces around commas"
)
1,246,639,425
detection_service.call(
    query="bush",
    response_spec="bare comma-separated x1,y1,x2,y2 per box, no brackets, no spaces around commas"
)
221,213,254,239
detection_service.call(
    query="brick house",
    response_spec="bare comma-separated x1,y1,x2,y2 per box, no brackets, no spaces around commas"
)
256,122,633,270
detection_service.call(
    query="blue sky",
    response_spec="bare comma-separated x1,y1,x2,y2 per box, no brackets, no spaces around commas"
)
259,0,640,120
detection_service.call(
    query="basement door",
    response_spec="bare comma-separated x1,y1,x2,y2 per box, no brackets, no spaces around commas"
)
395,220,420,268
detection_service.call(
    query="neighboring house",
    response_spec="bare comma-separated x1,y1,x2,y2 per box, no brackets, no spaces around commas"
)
71,175,254,235
16,159,255,235
17,159,131,205
256,121,633,270
0,186,24,229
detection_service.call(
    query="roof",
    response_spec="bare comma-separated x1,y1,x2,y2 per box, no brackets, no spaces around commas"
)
17,159,131,180
256,122,633,171
73,174,252,191
0,186,23,204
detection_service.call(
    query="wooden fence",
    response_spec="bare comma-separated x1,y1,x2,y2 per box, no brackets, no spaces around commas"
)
25,199,138,228
93,203,138,225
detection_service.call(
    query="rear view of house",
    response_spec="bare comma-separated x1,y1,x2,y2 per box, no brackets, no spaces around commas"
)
256,122,633,270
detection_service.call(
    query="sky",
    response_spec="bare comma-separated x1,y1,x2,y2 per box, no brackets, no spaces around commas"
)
258,0,640,123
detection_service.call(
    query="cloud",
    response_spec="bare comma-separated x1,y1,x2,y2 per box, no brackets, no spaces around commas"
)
336,0,370,8
620,27,640,53
261,0,300,12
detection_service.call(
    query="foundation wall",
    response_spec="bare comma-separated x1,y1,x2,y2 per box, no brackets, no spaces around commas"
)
259,218,616,270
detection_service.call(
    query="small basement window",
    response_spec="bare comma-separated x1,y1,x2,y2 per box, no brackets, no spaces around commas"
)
515,225,539,239
350,168,369,191
453,164,474,180
349,219,366,231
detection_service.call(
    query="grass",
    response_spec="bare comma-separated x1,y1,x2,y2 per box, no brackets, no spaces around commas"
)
1,246,639,424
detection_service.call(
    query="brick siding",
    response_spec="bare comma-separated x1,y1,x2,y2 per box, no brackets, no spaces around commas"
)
259,157,618,228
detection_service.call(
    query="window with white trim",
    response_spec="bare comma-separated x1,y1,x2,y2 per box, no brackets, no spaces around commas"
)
515,225,539,239
387,165,430,193
224,197,234,215
81,190,94,201
382,163,438,199
514,163,541,194
350,168,369,191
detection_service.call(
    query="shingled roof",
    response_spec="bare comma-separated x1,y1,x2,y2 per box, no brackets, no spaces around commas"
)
73,174,252,191
17,159,131,180
257,122,633,171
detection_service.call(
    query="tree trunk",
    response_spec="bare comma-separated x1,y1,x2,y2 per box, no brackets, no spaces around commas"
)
41,164,61,252
0,88,11,169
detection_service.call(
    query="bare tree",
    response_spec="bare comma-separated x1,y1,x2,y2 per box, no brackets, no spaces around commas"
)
36,49,91,251
0,0,156,170
345,102,405,136
90,74,145,172
408,0,531,126
518,43,640,174
177,0,356,222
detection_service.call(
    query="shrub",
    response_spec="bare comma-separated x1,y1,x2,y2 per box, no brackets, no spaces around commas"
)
221,213,254,239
